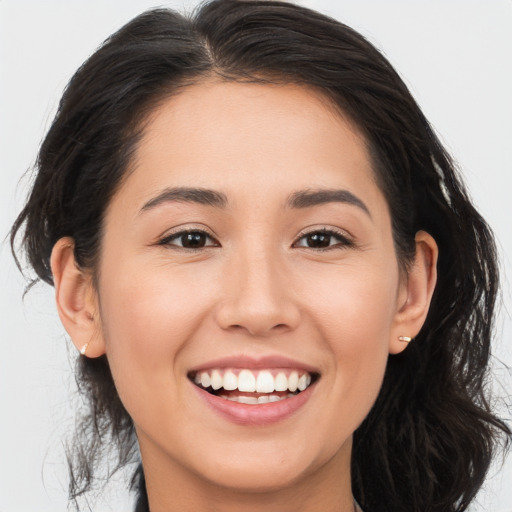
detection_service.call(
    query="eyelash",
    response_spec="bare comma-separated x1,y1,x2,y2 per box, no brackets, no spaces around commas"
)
157,227,354,251
293,227,354,251
158,229,219,251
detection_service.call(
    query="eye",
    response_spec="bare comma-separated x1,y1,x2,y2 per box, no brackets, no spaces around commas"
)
159,230,219,250
293,228,353,250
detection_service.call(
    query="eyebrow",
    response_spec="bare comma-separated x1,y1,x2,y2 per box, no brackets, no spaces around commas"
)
287,189,371,217
139,186,370,217
140,187,228,212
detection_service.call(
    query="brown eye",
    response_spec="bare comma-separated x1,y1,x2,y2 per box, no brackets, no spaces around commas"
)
304,232,331,248
180,232,208,248
160,230,218,249
294,229,352,250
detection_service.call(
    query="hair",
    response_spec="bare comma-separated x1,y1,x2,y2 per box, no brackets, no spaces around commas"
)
10,1,511,511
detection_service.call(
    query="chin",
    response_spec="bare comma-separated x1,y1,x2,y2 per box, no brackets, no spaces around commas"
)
187,439,339,494
200,462,312,493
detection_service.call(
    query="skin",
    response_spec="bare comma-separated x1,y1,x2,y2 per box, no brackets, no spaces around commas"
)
51,81,437,512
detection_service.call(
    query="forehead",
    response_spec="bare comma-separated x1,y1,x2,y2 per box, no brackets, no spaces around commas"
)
115,80,384,214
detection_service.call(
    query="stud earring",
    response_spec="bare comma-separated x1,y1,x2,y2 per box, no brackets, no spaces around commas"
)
80,342,89,356
398,336,412,343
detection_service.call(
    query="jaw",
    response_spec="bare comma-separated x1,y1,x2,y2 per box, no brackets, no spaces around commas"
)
137,418,355,512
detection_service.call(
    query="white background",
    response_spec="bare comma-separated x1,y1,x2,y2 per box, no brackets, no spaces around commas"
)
1,1,511,511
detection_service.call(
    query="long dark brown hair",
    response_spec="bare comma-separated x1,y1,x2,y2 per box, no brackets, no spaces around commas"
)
11,1,510,511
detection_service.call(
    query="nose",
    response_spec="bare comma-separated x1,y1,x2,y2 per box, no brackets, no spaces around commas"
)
214,248,301,337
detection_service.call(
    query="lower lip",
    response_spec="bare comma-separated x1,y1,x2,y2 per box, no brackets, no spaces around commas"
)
191,382,316,426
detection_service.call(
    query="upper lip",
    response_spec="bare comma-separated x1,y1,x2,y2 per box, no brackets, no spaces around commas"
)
188,355,319,375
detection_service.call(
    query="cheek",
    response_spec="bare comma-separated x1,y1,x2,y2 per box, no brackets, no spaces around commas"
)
96,259,218,402
305,259,398,343
305,262,397,414
105,280,191,340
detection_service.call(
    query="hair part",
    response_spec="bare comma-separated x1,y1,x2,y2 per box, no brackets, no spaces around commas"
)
10,1,510,511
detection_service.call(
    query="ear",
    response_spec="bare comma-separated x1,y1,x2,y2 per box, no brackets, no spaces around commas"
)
389,231,438,355
50,237,105,358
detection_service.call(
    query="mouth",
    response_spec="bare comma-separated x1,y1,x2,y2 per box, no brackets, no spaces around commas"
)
188,368,319,404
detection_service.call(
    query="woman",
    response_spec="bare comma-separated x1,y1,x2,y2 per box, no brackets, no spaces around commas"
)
9,0,511,511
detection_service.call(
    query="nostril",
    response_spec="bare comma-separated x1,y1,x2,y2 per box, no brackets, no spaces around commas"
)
224,323,287,336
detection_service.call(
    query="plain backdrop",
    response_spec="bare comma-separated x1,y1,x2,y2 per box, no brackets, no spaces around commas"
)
1,1,511,511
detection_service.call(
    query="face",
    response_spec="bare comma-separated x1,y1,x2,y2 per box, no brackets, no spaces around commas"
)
92,82,408,493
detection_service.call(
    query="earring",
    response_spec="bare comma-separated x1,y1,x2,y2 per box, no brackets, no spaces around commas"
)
80,342,89,356
398,336,412,343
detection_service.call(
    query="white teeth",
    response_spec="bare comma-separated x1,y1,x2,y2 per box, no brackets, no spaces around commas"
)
223,370,238,391
219,394,289,404
193,368,314,395
274,372,288,392
298,374,308,391
288,371,299,392
237,396,259,404
200,372,211,388
256,370,275,393
211,370,223,390
238,369,256,392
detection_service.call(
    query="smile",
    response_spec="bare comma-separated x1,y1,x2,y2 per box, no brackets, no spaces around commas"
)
190,368,317,404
